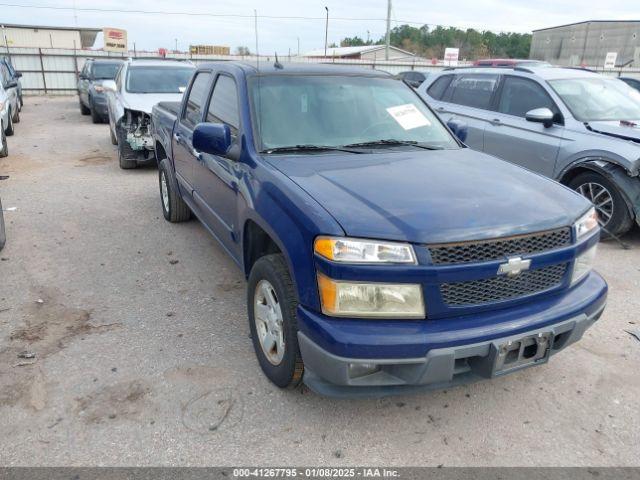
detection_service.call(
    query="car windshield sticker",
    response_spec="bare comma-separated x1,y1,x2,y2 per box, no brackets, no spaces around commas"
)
386,103,431,130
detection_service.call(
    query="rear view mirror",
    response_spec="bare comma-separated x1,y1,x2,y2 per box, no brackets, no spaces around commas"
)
447,119,468,143
526,107,554,128
101,80,117,92
193,123,231,157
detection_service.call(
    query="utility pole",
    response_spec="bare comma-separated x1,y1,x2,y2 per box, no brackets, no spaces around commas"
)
324,6,329,57
385,0,392,60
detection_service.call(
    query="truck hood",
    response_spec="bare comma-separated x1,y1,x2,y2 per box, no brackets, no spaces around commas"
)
267,148,591,244
122,93,185,115
586,120,640,143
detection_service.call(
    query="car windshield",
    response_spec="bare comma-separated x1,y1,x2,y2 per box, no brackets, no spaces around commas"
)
249,74,459,152
126,66,194,94
92,63,121,79
549,77,640,121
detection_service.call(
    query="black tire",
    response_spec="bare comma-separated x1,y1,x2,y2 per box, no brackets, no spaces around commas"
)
90,97,102,124
12,105,19,124
116,127,138,169
5,109,14,136
247,254,304,389
568,171,634,238
18,94,23,111
79,99,90,115
109,123,118,145
158,158,191,222
0,123,7,158
0,196,5,251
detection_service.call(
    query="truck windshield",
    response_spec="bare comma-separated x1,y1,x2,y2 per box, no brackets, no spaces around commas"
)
92,63,122,79
549,77,640,122
249,75,459,152
126,66,194,94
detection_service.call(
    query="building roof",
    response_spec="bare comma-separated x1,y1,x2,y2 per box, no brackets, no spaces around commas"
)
302,45,415,58
533,20,640,32
0,23,102,48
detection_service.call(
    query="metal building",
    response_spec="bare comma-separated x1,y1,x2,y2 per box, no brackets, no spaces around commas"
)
302,45,416,61
0,23,100,49
530,20,640,67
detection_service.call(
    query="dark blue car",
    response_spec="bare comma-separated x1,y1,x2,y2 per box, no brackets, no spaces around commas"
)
150,62,606,397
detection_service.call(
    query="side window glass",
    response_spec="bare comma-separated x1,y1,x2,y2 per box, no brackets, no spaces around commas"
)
207,75,240,135
448,74,499,110
427,75,453,100
183,72,212,127
498,77,559,118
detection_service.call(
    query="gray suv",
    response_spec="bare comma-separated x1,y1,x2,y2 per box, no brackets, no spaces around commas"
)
419,66,640,237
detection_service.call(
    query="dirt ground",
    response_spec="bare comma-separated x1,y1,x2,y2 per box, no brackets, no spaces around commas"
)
0,97,639,466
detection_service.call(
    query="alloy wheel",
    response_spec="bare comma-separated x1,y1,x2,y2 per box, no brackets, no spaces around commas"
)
253,279,285,365
576,182,613,227
160,171,169,213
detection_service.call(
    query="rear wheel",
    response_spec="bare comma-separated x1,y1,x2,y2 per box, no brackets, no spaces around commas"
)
116,128,137,169
568,171,633,237
158,158,191,222
247,254,304,389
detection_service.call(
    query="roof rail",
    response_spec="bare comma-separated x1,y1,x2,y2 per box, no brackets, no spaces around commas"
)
442,65,534,73
565,66,597,73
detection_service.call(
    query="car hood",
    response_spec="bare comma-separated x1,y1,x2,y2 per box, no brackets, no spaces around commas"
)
586,120,640,143
267,148,590,244
121,93,185,115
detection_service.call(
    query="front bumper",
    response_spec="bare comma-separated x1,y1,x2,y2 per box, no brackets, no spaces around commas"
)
297,271,607,397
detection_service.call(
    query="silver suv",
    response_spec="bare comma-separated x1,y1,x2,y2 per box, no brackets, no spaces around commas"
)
419,66,640,237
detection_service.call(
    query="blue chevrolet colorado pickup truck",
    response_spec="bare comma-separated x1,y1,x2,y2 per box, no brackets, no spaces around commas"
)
150,62,607,397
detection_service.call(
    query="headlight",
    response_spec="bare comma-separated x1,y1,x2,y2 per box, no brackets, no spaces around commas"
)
317,274,425,318
571,244,597,286
574,207,599,240
314,236,416,264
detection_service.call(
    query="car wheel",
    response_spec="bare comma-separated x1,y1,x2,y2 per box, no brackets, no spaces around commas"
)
79,99,90,115
116,127,137,169
12,106,19,124
569,171,633,238
0,195,5,251
247,254,304,389
18,94,23,111
5,109,14,136
158,158,191,222
0,123,8,158
109,123,118,145
90,98,101,124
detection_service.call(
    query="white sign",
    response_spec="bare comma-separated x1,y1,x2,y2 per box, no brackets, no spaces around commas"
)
386,104,431,130
604,51,618,69
103,28,127,52
444,48,460,67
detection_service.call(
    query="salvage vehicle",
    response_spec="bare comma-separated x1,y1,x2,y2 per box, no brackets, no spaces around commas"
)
0,61,20,134
77,58,124,123
1,57,22,111
152,62,606,396
104,59,194,169
0,83,10,157
419,66,640,237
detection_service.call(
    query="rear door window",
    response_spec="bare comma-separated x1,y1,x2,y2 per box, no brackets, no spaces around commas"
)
498,76,560,119
183,71,212,127
426,75,453,100
446,74,500,110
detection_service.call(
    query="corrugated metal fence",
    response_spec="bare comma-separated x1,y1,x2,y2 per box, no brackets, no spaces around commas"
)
3,46,640,95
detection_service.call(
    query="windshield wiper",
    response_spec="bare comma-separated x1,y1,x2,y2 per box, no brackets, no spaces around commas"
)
261,144,363,154
343,139,444,150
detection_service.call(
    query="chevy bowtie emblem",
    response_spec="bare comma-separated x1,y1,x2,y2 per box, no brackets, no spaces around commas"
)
498,257,531,277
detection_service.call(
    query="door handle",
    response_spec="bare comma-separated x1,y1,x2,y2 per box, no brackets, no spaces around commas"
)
436,106,445,111
491,118,502,126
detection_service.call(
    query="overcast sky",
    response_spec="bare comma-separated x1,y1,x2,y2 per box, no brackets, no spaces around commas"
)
2,0,639,53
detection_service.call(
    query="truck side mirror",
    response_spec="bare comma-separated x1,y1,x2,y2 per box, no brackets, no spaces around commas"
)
525,107,554,128
447,119,468,143
193,123,232,157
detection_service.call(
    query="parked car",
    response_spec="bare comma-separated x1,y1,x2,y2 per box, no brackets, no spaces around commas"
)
77,58,124,123
397,70,430,88
1,57,22,111
473,59,552,68
620,77,640,92
0,83,11,157
0,176,6,251
419,66,640,237
104,59,195,169
0,60,20,132
151,61,605,396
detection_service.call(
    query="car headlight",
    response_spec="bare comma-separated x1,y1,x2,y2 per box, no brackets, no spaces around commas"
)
317,274,425,318
574,207,599,240
571,244,597,286
314,236,416,264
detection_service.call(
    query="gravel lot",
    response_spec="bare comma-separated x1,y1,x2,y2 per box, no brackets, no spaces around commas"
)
0,97,639,467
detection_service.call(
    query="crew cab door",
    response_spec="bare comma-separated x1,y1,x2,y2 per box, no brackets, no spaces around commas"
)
425,73,500,151
192,73,242,256
172,71,213,196
483,76,563,177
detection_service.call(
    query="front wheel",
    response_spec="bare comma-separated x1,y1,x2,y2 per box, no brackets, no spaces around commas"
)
568,171,633,238
247,254,304,389
116,128,137,169
158,158,191,222
12,105,19,124
5,110,14,136
79,99,90,115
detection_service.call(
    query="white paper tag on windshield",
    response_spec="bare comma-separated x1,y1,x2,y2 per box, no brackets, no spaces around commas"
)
386,104,431,130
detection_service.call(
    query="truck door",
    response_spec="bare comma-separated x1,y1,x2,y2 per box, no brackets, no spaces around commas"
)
192,73,242,256
172,71,213,195
483,76,562,177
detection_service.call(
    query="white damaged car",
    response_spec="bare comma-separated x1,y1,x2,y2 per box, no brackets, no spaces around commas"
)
104,59,195,169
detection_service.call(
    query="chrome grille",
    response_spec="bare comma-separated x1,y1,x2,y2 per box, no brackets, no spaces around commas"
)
441,263,568,306
428,228,571,265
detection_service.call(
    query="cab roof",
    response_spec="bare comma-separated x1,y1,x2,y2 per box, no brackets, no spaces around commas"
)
442,66,603,81
198,61,393,77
